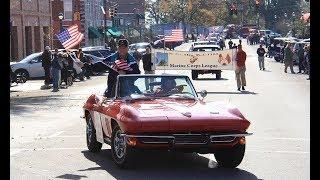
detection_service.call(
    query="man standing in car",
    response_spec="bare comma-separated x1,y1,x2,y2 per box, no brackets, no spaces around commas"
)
41,46,52,88
103,39,141,97
257,44,266,70
235,45,247,91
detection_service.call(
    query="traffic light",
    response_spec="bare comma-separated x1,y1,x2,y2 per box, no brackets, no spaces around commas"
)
114,7,117,16
230,4,237,15
109,7,114,18
255,0,260,10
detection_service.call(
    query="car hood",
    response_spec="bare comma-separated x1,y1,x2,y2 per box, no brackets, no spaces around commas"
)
124,99,250,133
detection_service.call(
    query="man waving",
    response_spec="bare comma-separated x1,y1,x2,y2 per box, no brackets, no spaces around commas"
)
103,39,141,97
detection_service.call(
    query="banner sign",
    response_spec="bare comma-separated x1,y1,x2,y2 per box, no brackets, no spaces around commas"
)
152,49,237,70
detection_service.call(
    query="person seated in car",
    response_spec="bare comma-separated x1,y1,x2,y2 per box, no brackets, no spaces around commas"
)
155,78,180,95
122,78,142,97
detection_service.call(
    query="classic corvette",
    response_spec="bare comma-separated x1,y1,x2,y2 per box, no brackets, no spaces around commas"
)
82,74,252,168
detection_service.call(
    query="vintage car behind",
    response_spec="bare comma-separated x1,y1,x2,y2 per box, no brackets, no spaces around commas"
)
82,75,252,168
190,44,222,80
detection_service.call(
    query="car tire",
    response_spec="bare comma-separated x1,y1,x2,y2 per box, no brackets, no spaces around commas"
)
111,125,133,168
216,71,222,80
86,115,102,153
15,69,29,80
191,70,198,80
214,142,245,168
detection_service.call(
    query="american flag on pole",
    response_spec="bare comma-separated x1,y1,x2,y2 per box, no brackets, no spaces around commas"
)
164,29,184,42
56,25,84,50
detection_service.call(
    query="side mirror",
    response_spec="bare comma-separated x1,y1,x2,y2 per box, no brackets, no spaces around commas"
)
199,90,207,98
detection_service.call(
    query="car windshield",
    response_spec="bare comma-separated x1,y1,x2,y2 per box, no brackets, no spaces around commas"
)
83,50,103,57
117,76,197,100
99,50,111,57
135,44,150,49
20,53,41,63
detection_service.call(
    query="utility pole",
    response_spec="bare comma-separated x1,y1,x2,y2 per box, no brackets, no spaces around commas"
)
103,0,108,47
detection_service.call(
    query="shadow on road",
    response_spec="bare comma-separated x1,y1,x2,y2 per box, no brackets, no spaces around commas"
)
194,78,229,81
80,149,261,180
10,95,65,116
202,91,258,95
55,174,87,180
261,70,272,72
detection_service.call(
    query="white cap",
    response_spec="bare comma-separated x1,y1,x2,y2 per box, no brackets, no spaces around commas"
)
45,46,50,50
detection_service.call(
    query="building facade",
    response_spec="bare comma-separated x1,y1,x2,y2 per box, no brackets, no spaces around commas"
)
10,0,52,61
51,0,84,49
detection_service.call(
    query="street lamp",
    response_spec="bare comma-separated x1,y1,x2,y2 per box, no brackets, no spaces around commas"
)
58,12,64,32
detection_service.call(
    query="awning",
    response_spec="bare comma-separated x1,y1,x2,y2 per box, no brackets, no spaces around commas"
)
105,27,122,37
88,27,102,39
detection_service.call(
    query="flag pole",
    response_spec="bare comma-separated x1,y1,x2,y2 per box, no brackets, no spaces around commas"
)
163,36,166,74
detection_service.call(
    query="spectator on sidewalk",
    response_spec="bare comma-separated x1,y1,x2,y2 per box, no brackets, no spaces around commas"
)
142,47,155,89
257,44,266,70
132,48,142,66
239,39,242,45
51,49,63,92
41,46,52,88
304,45,310,80
284,43,295,74
235,45,247,91
77,48,91,79
297,44,305,74
108,37,117,53
228,39,233,49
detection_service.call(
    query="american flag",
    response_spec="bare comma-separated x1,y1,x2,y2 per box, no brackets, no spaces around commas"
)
56,25,84,50
103,60,133,72
164,29,184,42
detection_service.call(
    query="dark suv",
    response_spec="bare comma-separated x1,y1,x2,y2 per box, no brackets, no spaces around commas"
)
191,45,222,80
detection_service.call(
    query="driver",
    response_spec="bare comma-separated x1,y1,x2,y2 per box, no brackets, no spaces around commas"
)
155,77,179,95
103,39,141,97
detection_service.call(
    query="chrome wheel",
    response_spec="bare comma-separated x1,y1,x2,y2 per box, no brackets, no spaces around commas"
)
114,130,126,159
86,119,93,144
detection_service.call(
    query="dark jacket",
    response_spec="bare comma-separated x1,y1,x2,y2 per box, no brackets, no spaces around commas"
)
51,55,62,70
41,50,52,68
104,52,140,97
257,47,266,57
142,53,152,71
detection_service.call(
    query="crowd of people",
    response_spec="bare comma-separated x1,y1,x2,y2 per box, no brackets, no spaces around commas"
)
255,41,310,80
40,46,93,92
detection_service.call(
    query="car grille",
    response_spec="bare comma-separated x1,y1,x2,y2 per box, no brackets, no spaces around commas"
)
173,134,209,145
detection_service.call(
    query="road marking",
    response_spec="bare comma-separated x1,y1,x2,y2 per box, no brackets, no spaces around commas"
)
48,131,64,138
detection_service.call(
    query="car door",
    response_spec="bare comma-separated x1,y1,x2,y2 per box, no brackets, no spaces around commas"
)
28,55,44,78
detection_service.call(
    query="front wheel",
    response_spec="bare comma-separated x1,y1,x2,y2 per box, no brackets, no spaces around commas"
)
216,71,221,79
111,125,133,168
86,115,102,152
214,142,245,168
191,70,198,80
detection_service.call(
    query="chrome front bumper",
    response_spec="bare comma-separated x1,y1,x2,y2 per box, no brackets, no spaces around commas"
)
122,132,253,145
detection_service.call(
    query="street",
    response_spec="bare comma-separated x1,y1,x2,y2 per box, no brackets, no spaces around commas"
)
10,41,310,179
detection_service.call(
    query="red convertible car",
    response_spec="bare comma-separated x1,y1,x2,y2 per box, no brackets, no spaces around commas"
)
82,74,252,168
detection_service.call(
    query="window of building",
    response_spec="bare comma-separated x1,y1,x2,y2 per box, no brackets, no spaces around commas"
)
64,0,73,20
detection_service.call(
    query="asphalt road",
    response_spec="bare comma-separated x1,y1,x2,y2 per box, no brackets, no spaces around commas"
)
10,40,310,180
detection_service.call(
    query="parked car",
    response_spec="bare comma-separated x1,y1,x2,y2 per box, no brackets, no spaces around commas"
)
10,52,83,79
82,46,111,58
129,42,151,55
190,44,222,80
82,74,252,168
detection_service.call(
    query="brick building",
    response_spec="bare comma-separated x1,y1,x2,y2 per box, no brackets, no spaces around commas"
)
10,0,52,61
51,0,84,49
